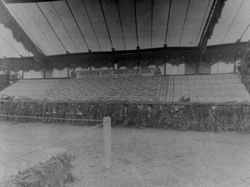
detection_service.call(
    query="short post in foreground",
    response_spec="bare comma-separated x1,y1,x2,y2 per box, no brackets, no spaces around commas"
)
103,117,111,168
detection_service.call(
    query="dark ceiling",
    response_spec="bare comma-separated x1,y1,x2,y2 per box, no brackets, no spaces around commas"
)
0,0,249,58
2,0,214,57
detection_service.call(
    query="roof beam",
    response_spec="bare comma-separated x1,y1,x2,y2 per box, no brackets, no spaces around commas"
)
239,24,250,42
9,4,51,54
36,2,68,53
133,0,139,48
22,4,57,54
198,0,227,52
116,1,126,50
2,41,246,71
51,2,78,52
1,41,247,65
81,0,102,51
65,0,90,50
150,0,153,48
179,0,191,46
4,0,61,3
0,46,201,62
195,0,212,45
98,0,113,50
164,0,172,46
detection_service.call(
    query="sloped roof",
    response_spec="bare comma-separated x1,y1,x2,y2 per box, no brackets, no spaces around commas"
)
2,0,212,56
0,0,249,59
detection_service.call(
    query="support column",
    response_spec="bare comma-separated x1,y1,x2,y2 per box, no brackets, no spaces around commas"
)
103,117,111,168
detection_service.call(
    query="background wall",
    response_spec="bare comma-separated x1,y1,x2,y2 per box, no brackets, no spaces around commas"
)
22,62,235,79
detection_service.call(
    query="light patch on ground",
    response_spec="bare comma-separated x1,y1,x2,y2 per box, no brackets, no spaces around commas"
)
0,144,64,182
0,122,249,187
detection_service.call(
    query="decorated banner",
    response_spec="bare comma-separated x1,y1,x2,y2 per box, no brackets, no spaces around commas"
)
73,68,156,78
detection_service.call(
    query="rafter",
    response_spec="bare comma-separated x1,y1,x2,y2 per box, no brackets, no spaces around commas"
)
198,0,227,51
51,2,78,52
81,0,102,51
36,2,68,53
98,0,113,50
65,0,90,50
150,0,153,48
164,0,172,46
116,1,126,50
195,0,212,45
239,24,250,41
8,5,47,54
22,4,57,54
4,0,61,3
179,0,191,46
133,0,139,48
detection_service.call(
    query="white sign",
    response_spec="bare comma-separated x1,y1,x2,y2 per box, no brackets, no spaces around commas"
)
73,68,156,78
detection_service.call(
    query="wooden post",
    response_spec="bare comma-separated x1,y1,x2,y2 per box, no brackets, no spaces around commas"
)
164,56,167,75
43,69,46,79
103,117,111,168
164,63,166,75
67,67,70,78
233,60,237,73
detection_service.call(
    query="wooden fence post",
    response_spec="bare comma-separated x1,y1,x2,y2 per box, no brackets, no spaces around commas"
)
103,117,111,168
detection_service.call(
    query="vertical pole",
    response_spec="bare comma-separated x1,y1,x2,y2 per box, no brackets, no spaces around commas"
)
43,69,46,79
164,63,166,75
164,56,167,75
233,60,237,73
67,67,70,78
103,117,111,168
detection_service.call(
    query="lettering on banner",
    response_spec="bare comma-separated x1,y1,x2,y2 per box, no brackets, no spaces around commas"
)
73,68,155,78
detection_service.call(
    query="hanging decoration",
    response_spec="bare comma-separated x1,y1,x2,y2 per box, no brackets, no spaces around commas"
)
203,42,247,63
0,42,248,72
0,1,44,60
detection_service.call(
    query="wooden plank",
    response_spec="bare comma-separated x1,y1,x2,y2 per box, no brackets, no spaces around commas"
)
119,0,137,50
101,0,125,50
4,0,61,3
84,0,111,51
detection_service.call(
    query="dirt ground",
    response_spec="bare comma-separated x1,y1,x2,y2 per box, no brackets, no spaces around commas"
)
0,121,249,187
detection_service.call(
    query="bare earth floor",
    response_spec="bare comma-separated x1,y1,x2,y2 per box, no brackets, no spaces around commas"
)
0,121,249,187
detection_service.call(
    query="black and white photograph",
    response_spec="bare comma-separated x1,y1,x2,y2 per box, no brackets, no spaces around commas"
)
0,0,249,186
